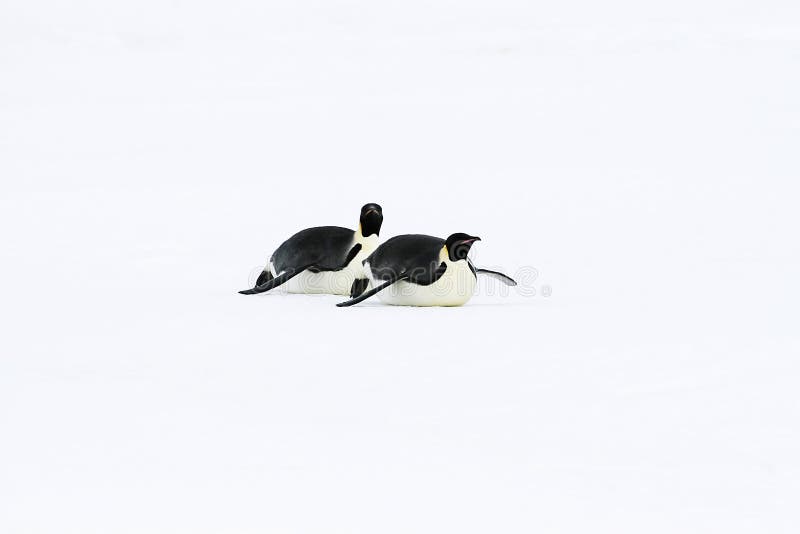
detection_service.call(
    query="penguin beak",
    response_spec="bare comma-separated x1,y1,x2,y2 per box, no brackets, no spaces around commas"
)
453,237,480,249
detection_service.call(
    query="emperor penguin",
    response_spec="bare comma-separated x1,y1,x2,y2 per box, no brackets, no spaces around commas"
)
336,232,516,307
239,203,383,296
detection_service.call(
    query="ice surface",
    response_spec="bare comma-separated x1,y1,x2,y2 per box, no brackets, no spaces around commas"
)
1,1,799,532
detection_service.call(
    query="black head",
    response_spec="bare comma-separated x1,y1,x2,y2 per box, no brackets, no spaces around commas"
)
359,203,383,237
445,233,481,262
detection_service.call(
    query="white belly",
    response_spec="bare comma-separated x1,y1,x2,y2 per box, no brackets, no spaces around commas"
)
365,260,477,307
280,264,361,295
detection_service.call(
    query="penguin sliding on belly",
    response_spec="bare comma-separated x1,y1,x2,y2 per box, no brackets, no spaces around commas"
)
239,203,383,296
336,233,516,307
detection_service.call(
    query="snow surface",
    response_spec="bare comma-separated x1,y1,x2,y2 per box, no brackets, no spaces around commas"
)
2,1,800,532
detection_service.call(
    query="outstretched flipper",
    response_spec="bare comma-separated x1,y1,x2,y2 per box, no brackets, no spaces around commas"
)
239,268,307,295
476,268,517,286
336,273,409,307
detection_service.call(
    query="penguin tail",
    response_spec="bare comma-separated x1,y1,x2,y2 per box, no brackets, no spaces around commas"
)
336,274,409,307
349,278,369,299
256,269,274,287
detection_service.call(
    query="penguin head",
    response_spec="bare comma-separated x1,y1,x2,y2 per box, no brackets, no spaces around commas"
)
359,203,383,237
444,233,481,262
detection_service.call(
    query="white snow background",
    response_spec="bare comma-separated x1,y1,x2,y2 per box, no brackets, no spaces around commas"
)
1,1,799,532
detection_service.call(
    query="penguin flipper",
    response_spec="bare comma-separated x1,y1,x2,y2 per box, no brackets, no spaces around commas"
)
341,243,362,268
336,274,409,307
238,267,307,295
476,268,517,286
